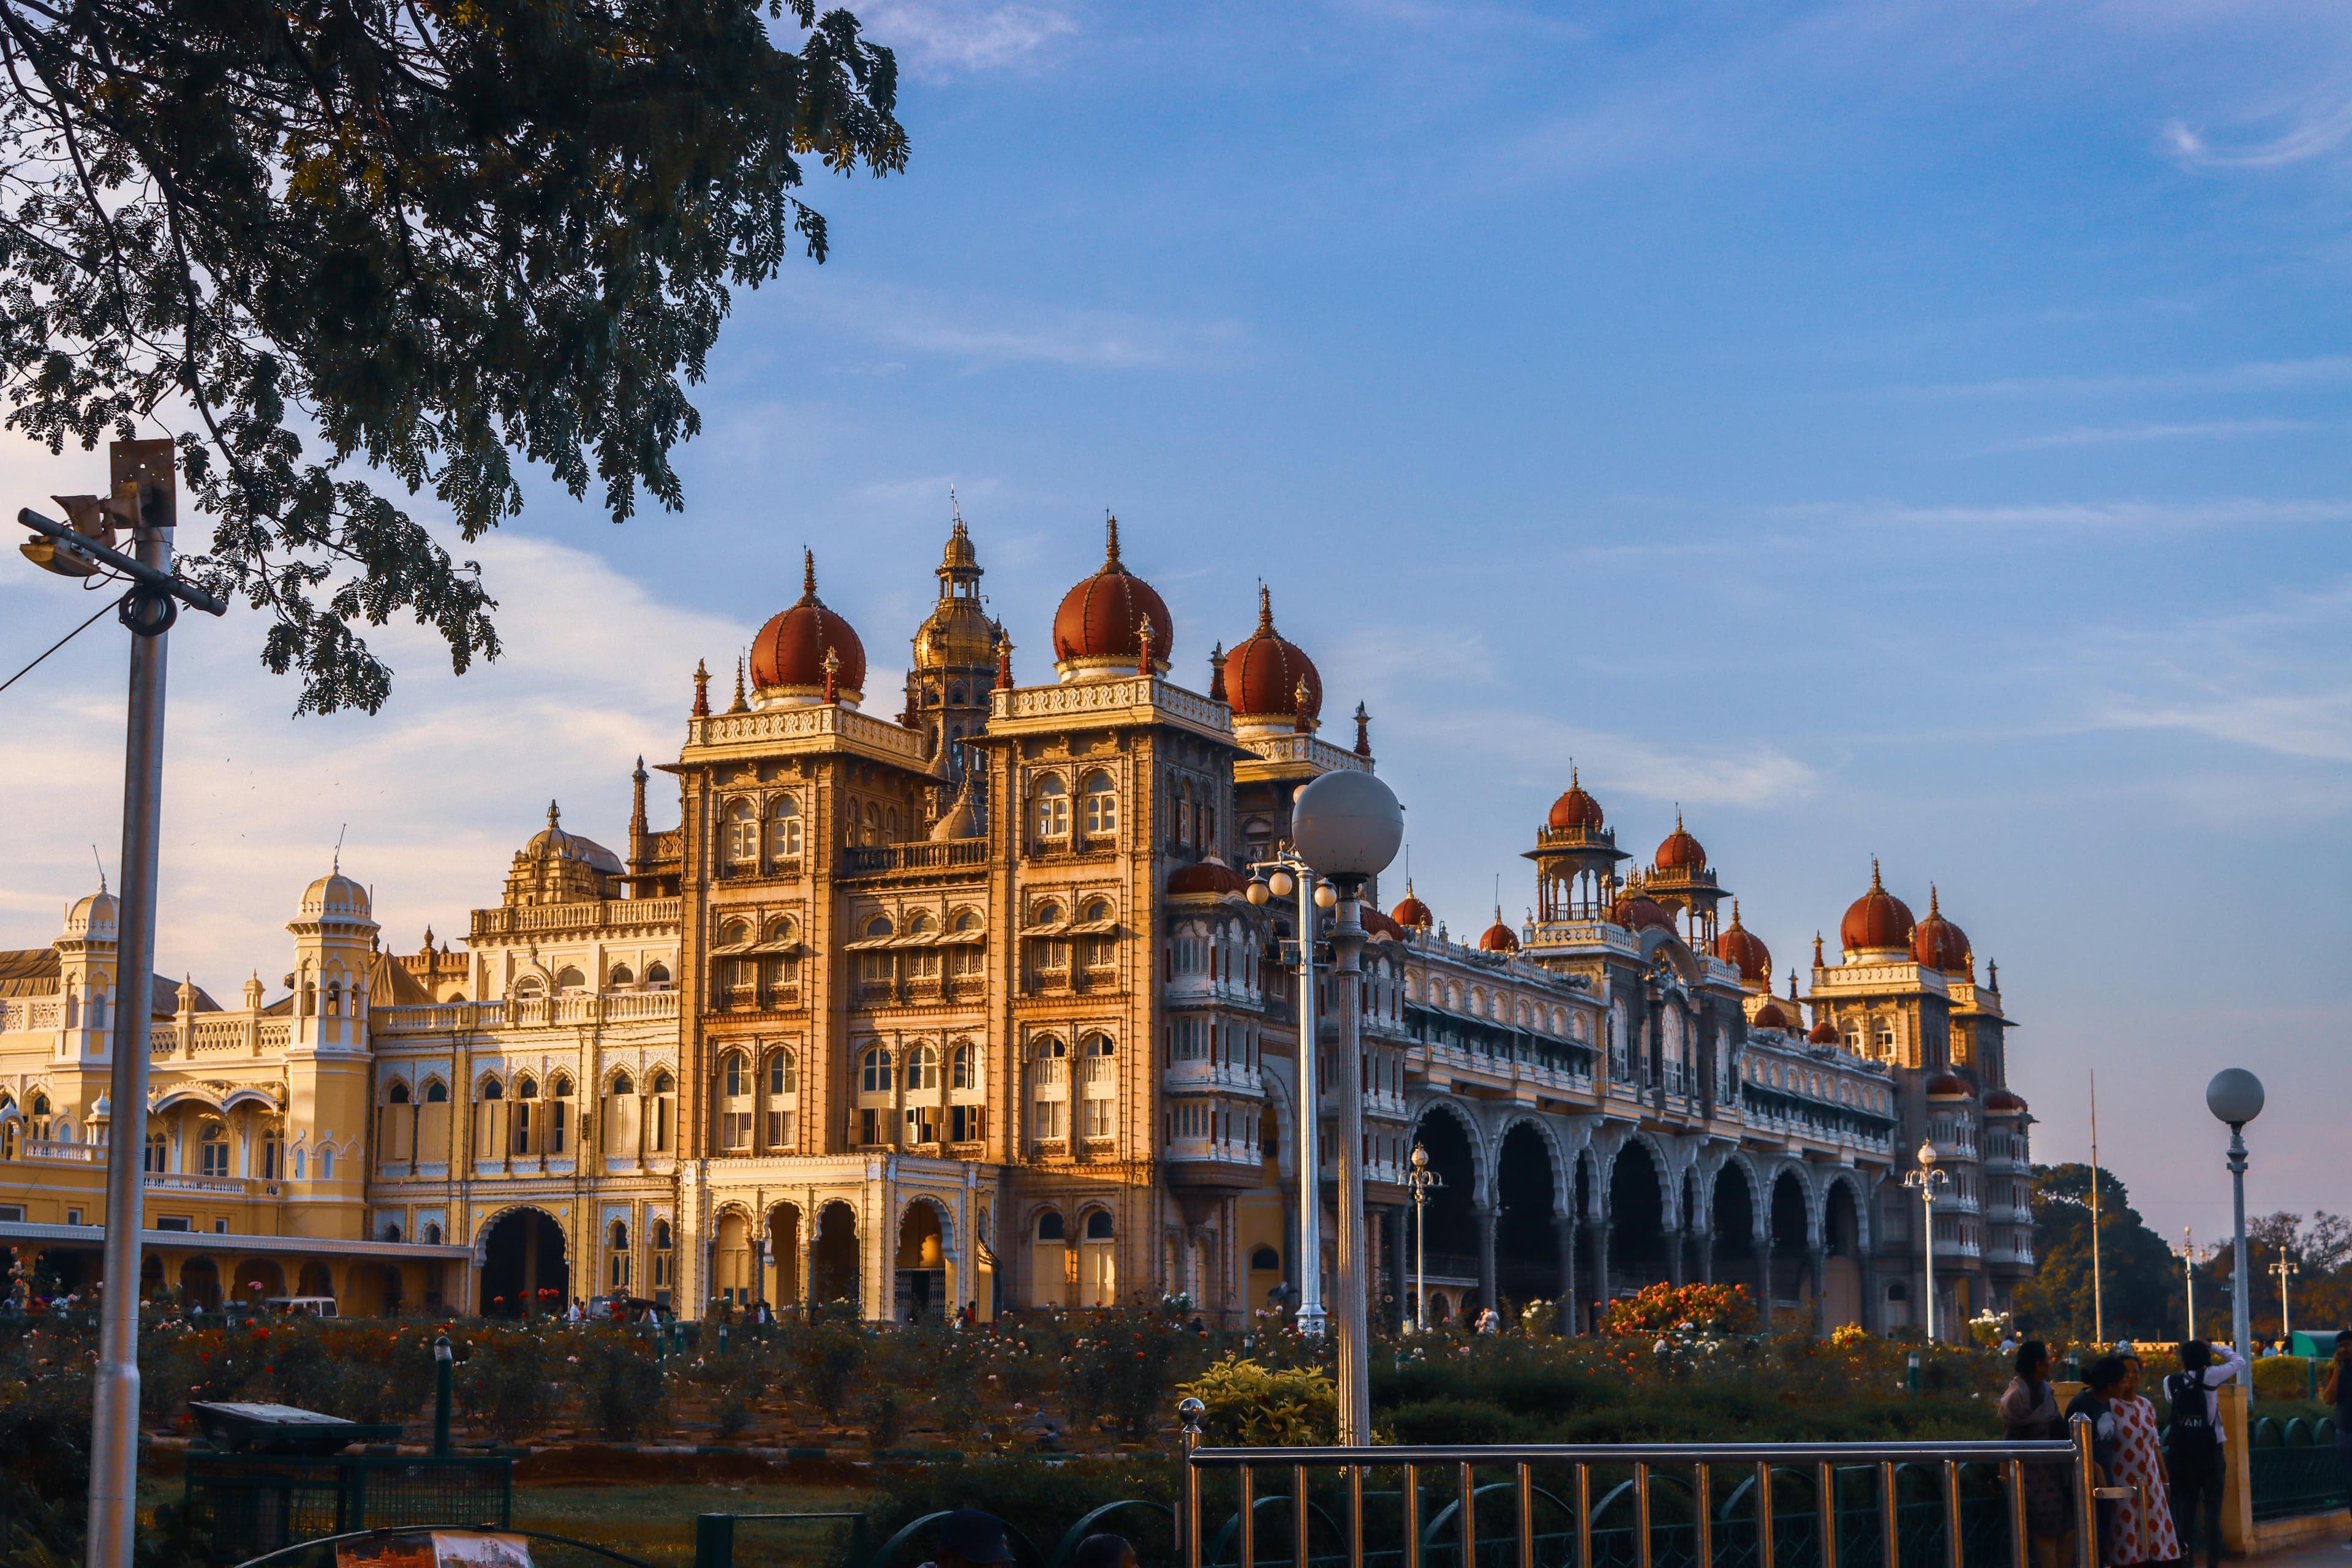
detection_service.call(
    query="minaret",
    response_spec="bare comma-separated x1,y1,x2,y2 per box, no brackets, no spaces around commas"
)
907,503,996,775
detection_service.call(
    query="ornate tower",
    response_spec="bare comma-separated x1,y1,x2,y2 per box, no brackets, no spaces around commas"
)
906,505,999,784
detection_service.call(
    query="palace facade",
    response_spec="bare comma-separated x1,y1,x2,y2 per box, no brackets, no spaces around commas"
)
0,515,2035,1338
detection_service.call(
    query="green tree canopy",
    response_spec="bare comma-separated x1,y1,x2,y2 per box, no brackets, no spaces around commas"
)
2013,1163,2184,1346
0,0,906,712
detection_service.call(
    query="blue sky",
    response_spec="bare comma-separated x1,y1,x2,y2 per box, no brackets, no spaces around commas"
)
3,0,2346,1248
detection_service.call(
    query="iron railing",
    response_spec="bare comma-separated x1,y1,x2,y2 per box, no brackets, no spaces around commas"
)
1179,1411,2101,1568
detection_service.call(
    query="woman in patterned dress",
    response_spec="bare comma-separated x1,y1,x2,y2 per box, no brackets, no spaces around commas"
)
2108,1355,2182,1566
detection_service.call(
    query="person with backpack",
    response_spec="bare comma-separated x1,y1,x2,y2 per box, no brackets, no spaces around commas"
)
2067,1357,2129,1566
2166,1338,2250,1568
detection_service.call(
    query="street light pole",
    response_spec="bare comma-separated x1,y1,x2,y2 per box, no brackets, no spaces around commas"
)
2275,1252,2297,1348
1248,853,1322,1340
17,442,224,1568
1406,1144,1441,1333
1902,1139,1949,1344
2174,1231,2197,1342
2206,1069,2264,1402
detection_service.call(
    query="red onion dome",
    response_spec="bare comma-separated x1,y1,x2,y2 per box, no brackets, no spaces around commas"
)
1909,885,1971,973
1226,585,1321,728
1983,1088,2027,1113
750,550,867,702
1362,905,1408,941
1808,1017,1840,1046
1713,899,1771,984
1610,891,1676,935
1477,907,1520,953
1547,765,1605,831
1925,1074,1973,1099
1840,859,1915,954
1051,515,1172,677
1655,809,1706,870
1390,881,1434,930
1168,855,1248,897
1752,1000,1793,1031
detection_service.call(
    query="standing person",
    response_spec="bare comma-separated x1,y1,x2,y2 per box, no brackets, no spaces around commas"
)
2323,1331,2352,1549
2066,1356,2128,1566
2166,1338,2248,1568
2002,1341,2078,1568
2106,1355,2181,1567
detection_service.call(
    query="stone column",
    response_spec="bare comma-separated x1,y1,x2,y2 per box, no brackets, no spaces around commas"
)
1667,1226,1687,1287
1588,1218,1611,1327
1859,1250,1879,1335
1553,1216,1578,1333
1808,1246,1828,1338
1474,1203,1498,1313
1757,1230,1775,1322
1697,1230,1715,1286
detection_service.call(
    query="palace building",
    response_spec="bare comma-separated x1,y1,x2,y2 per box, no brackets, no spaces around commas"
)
0,513,2034,1338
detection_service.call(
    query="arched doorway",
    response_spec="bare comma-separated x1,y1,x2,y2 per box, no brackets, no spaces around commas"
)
1822,1180,1863,1329
1711,1164,1760,1306
895,1201,948,1322
812,1201,859,1310
1494,1124,1561,1313
179,1257,222,1311
1409,1109,1480,1312
480,1207,569,1316
1606,1140,1668,1300
712,1210,755,1308
238,1259,288,1305
296,1260,334,1298
767,1204,802,1305
1767,1170,1811,1327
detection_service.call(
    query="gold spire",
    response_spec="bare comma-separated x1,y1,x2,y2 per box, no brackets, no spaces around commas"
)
728,656,749,714
1870,856,1883,891
1103,511,1122,571
1257,582,1275,635
802,548,817,601
1929,884,1940,916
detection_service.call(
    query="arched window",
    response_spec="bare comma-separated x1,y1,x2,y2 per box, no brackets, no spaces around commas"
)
861,1046,892,1094
609,1071,633,1097
480,1078,505,1101
608,1219,631,1289
905,1043,941,1090
1036,1210,1066,1242
423,1080,448,1103
318,1146,336,1180
908,910,936,935
720,919,753,948
646,962,671,989
198,1121,230,1178
423,1223,443,1245
388,1082,411,1105
954,908,981,932
1081,772,1117,835
610,963,635,987
513,975,545,1000
1079,1033,1116,1140
718,1051,753,1150
767,796,804,860
1034,775,1069,839
724,797,758,865
555,965,586,993
1031,1037,1069,1144
609,1218,629,1250
1084,1210,1114,1240
865,915,892,938
767,1050,797,1095
1250,1245,1280,1272
951,1041,980,1090
517,1076,538,1099
1874,1018,1898,1055
864,802,883,845
765,1049,797,1150
767,916,797,945
652,1069,675,1093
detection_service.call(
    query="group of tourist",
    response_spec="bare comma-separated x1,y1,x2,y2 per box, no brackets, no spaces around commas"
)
2001,1330,2352,1568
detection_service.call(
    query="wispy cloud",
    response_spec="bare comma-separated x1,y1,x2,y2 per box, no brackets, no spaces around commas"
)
1904,355,2352,400
2165,96,2352,169
1981,418,2316,452
780,276,1250,371
1773,496,2352,532
2077,580,2352,765
857,0,1076,77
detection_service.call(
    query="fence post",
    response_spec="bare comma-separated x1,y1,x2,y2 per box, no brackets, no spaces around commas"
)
1178,1397,1205,1568
695,1513,736,1568
2217,1384,2255,1555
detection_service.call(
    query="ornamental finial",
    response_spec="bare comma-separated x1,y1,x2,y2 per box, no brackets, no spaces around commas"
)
1257,582,1274,635
1104,511,1121,569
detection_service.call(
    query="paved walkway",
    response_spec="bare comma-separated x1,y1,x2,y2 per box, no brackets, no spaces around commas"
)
2248,1534,2352,1566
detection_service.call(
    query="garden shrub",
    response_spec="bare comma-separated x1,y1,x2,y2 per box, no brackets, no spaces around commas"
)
457,1327,565,1442
1385,1396,1525,1446
573,1330,669,1441
788,1313,869,1423
1180,1355,1336,1446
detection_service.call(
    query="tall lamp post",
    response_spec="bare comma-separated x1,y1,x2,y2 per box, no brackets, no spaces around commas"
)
1404,1143,1442,1332
2206,1068,2264,1397
2173,1231,2200,1342
1902,1139,1949,1344
1259,767,1403,1447
15,442,225,1568
2274,1251,2298,1349
1246,850,1326,1339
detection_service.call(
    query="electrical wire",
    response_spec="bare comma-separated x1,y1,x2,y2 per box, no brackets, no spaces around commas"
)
0,595,119,696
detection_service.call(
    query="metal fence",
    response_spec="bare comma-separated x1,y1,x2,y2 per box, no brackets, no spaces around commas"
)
187,1453,513,1562
1180,1421,2098,1568
2248,1417,2346,1523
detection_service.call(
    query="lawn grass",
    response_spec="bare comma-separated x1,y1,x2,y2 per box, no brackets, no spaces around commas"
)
511,1479,868,1568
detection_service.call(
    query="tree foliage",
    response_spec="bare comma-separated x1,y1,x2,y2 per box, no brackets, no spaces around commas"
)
2013,1163,2182,1345
0,0,905,712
